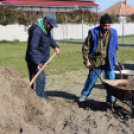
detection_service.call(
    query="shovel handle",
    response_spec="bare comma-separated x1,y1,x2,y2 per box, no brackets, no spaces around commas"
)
29,52,56,87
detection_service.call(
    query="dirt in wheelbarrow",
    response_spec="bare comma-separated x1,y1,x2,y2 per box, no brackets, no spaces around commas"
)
0,67,134,134
116,81,134,90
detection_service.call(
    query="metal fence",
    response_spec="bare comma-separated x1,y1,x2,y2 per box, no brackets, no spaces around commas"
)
54,20,134,46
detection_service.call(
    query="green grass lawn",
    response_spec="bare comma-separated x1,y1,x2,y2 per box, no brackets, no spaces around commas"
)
59,35,134,44
118,35,134,44
0,41,134,78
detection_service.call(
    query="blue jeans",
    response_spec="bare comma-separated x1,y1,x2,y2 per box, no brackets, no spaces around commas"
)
27,61,45,98
81,65,115,101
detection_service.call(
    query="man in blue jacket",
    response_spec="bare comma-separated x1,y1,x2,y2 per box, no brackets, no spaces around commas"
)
79,14,119,102
25,14,60,98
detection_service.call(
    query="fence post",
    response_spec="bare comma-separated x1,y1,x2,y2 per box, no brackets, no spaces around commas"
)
122,19,125,44
82,19,84,42
65,20,68,41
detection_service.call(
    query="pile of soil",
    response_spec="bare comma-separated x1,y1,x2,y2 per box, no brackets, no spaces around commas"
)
0,67,134,134
116,81,134,90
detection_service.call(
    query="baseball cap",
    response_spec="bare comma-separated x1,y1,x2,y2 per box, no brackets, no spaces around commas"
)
44,14,58,27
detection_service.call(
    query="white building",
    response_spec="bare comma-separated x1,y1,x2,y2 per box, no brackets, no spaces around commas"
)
1,0,99,17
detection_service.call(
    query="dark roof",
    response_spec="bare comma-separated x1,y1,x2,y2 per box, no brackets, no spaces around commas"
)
1,0,99,7
100,1,134,16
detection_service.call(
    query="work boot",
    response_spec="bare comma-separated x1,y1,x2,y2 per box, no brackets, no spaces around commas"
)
79,96,87,102
106,98,115,104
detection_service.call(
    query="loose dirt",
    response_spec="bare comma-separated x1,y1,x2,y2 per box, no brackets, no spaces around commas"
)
0,67,134,134
116,81,134,90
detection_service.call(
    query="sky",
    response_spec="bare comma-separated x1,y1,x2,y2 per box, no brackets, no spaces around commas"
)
95,0,134,12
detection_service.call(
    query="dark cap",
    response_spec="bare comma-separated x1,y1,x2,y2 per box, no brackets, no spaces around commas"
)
44,14,58,27
100,13,112,24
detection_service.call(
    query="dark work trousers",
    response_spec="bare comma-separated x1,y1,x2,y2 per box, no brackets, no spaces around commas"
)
27,61,45,98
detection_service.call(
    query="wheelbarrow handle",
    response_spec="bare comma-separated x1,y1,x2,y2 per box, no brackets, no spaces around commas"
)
116,63,123,79
118,63,125,70
89,65,123,84
89,66,104,84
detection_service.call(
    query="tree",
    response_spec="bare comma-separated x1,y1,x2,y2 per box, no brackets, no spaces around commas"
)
111,11,119,23
56,9,100,23
0,5,38,26
0,5,19,25
18,9,26,25
130,14,134,22
25,11,39,26
56,12,63,23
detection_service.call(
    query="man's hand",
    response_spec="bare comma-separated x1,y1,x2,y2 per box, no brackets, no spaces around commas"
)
85,60,92,68
115,61,119,67
38,64,43,70
54,47,60,54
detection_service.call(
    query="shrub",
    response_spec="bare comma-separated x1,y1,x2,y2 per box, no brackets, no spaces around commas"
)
0,5,27,25
56,9,100,23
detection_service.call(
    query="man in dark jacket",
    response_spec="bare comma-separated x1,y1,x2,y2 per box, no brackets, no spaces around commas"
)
25,14,60,98
79,14,119,102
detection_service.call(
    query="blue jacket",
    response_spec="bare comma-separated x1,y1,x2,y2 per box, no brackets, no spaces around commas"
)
25,24,58,65
89,26,118,70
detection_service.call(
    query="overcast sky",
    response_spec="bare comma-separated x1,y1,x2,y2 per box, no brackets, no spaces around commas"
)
95,0,134,12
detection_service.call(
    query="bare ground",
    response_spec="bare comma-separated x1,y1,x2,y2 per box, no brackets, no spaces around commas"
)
0,67,134,134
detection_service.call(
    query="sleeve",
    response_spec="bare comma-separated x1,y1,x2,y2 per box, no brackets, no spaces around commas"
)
50,37,59,49
28,29,41,65
82,31,92,64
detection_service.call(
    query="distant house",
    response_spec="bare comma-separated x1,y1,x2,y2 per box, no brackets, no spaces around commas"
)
0,0,99,18
100,0,134,20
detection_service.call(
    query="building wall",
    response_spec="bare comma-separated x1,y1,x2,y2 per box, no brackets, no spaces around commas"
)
0,22,134,42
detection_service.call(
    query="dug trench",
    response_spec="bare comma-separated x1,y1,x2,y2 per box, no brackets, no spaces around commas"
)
0,67,134,134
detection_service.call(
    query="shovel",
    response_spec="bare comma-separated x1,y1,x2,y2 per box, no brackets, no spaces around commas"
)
29,52,56,88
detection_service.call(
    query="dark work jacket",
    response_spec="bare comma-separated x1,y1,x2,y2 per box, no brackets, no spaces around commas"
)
25,24,58,65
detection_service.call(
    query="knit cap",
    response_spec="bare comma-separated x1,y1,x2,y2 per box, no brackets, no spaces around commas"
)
100,13,112,24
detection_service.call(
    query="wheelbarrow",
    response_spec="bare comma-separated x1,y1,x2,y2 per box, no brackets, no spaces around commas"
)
90,66,134,115
114,70,134,79
114,63,134,79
